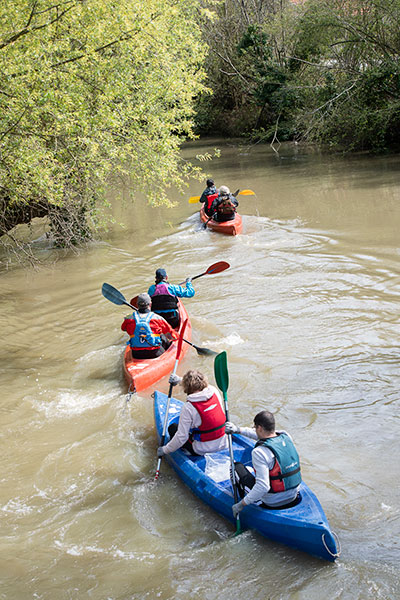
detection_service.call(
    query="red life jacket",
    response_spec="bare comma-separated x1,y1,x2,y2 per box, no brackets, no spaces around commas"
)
190,393,226,442
205,192,218,214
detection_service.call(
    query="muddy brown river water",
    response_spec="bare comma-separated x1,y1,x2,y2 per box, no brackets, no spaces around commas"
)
0,140,399,599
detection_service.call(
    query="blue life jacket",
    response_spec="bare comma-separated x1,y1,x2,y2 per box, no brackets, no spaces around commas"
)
129,312,161,349
255,433,301,493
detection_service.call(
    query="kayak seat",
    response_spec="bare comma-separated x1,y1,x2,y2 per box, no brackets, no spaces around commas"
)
259,493,302,511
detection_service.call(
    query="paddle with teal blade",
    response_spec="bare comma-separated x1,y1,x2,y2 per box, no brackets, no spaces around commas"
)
214,351,242,535
154,318,188,480
101,283,216,357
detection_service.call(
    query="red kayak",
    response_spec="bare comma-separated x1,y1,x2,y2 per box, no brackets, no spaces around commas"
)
123,300,192,393
200,206,243,236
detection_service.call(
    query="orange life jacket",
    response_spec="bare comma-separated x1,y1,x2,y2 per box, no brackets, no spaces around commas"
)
217,197,236,216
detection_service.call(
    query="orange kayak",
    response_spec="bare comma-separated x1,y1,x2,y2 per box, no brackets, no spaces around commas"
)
200,206,243,236
123,301,192,393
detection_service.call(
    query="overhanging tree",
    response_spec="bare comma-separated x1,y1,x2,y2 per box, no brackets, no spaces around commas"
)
0,0,208,254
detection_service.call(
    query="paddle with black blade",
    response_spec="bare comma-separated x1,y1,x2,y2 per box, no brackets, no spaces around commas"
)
154,318,188,480
101,283,216,357
177,261,230,285
202,189,240,229
214,350,242,535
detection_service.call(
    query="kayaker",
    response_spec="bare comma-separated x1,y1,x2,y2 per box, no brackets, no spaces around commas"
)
121,293,178,359
210,185,238,222
199,178,218,216
156,370,228,457
148,268,195,329
225,410,302,516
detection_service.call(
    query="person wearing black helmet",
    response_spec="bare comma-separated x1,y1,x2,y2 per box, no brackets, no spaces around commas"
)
147,268,195,328
199,178,218,216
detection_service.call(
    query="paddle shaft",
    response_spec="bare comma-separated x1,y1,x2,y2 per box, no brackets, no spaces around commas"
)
222,390,239,505
177,260,230,286
214,350,241,533
101,283,214,356
203,213,217,229
154,318,188,480
189,189,254,204
154,361,178,480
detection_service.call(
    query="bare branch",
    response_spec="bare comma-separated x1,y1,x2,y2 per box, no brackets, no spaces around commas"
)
306,80,359,117
25,0,39,28
0,5,74,50
0,108,28,141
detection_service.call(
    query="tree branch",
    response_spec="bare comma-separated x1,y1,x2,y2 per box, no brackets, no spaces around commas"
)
0,108,28,141
0,5,74,50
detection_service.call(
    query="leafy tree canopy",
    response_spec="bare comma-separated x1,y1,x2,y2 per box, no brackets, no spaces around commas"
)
196,0,400,151
0,0,208,251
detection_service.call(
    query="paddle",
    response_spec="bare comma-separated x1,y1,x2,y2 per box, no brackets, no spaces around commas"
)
177,261,230,285
101,283,216,357
189,189,255,203
154,318,188,480
214,351,242,535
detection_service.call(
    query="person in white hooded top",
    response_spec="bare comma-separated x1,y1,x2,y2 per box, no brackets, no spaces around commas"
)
156,370,228,457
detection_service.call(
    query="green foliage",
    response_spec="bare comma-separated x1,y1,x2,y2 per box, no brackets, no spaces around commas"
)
196,0,400,151
0,0,208,249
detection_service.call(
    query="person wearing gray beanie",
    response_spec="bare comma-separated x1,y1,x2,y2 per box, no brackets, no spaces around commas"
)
210,185,238,223
121,293,178,359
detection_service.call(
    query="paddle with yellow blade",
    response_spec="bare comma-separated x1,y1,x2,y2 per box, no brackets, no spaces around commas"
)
188,189,255,203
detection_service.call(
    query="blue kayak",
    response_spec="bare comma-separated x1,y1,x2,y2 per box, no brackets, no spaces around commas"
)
154,391,340,562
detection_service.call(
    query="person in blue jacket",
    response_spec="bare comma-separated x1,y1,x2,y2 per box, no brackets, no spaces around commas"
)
147,268,195,328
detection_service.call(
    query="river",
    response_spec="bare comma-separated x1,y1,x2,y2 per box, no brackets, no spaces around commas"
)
1,139,399,599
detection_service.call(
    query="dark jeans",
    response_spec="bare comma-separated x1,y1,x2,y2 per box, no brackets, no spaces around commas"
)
215,213,235,222
234,462,300,510
168,423,199,456
131,346,164,359
155,311,180,329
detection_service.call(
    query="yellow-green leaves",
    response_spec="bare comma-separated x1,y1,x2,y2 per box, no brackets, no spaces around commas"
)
0,0,209,247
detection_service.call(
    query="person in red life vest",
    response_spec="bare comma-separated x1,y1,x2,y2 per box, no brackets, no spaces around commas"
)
121,293,178,359
210,185,238,222
147,268,195,329
199,178,218,216
156,370,228,457
225,410,302,516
